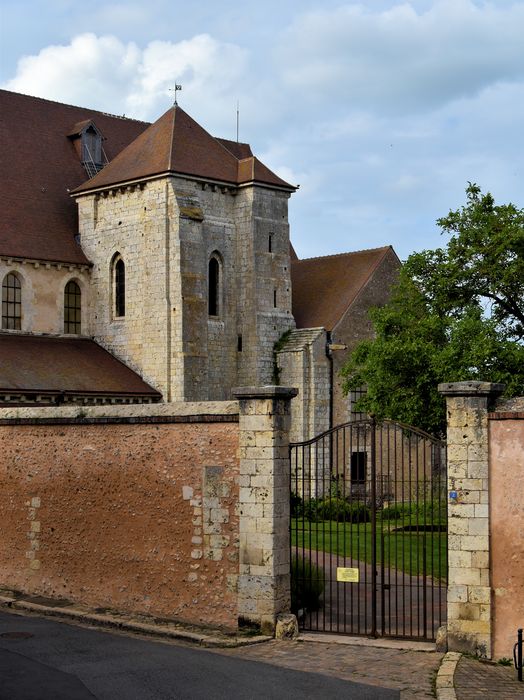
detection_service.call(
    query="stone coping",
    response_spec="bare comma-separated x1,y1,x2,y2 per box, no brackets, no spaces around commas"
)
494,395,524,412
232,386,299,400
438,381,506,397
0,400,239,422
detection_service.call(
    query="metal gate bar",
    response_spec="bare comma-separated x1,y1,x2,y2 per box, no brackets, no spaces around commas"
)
290,419,447,641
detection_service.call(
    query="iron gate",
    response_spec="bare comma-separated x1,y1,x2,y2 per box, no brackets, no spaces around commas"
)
290,418,447,641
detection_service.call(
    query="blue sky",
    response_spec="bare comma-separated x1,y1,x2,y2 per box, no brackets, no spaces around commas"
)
1,0,523,260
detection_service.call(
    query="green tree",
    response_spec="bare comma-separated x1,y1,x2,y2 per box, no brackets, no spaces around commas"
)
341,185,524,437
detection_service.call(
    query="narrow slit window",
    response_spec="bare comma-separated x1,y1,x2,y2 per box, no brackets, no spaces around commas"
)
237,334,243,352
273,289,277,308
208,257,219,316
64,281,81,334
2,273,21,330
268,233,273,253
114,257,125,317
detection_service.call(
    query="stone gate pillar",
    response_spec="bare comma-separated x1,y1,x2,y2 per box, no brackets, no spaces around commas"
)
232,386,298,635
438,380,505,657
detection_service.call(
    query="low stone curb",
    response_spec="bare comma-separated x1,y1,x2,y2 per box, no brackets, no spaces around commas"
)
299,632,435,652
435,651,461,700
0,595,270,648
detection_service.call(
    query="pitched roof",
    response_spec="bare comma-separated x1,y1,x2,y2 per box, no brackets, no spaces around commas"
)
1,90,294,265
73,106,295,194
291,246,395,331
0,90,149,264
0,334,161,399
277,327,326,353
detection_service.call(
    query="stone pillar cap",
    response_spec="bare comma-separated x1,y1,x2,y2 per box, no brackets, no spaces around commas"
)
438,381,505,397
232,386,299,400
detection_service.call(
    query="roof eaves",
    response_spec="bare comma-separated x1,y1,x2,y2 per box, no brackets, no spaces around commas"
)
0,253,92,268
71,169,243,197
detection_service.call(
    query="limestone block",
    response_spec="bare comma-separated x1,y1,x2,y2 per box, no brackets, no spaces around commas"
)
275,613,299,639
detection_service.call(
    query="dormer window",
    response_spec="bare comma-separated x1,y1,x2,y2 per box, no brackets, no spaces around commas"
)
67,119,107,179
82,126,102,168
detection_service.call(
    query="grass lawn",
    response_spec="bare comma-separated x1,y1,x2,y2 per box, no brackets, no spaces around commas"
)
291,518,447,580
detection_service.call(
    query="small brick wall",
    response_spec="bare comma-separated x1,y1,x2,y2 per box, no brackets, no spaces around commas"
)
0,413,240,630
489,411,524,659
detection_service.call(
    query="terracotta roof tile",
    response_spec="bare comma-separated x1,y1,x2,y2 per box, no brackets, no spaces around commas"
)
0,334,161,397
74,106,295,194
238,156,294,189
0,90,149,264
216,138,253,160
1,90,294,264
291,246,394,331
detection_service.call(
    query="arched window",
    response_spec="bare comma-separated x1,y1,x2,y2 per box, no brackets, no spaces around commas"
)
64,280,81,334
113,255,125,317
2,272,21,330
208,256,220,316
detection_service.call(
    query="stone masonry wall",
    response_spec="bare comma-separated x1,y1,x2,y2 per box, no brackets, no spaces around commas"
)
277,328,330,443
0,259,91,335
233,386,297,634
77,180,177,399
235,188,295,388
331,247,401,427
0,407,240,630
76,178,294,403
439,381,505,658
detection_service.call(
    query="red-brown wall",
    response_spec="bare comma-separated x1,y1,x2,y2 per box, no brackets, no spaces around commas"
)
0,417,240,629
489,412,524,659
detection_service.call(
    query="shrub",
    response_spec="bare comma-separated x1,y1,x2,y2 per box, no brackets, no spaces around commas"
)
302,498,323,522
418,499,446,525
379,503,416,520
317,498,371,523
291,555,324,613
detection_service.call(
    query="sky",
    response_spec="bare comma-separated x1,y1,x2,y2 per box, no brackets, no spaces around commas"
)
1,0,523,260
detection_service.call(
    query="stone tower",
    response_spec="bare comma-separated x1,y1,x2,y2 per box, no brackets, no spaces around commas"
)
73,106,296,401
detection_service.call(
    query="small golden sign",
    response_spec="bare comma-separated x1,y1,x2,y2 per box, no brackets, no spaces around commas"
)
336,567,359,583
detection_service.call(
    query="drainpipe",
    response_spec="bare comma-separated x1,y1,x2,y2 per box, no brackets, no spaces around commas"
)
326,331,334,431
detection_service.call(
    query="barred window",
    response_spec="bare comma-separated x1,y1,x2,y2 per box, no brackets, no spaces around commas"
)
64,281,81,334
114,256,125,317
2,273,21,330
350,452,367,484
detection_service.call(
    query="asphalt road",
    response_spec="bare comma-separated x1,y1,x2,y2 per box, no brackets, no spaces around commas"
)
0,611,399,700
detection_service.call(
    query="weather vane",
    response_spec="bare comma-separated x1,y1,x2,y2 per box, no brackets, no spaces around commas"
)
169,84,182,106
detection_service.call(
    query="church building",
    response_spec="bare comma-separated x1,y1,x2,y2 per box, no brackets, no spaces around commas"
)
0,89,400,441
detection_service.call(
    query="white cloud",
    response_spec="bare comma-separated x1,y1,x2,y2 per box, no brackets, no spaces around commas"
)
2,32,248,124
2,3,522,261
276,0,524,113
3,34,140,111
127,35,247,122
